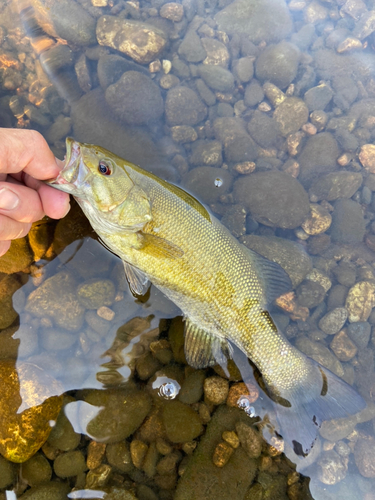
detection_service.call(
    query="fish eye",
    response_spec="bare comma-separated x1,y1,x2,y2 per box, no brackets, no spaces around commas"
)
98,160,112,175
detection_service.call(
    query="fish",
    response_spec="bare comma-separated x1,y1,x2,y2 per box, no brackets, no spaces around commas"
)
47,137,366,456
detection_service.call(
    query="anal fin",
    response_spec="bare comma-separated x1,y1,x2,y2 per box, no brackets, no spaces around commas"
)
184,318,232,369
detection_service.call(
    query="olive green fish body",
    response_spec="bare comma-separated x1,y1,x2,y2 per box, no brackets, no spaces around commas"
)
49,139,366,456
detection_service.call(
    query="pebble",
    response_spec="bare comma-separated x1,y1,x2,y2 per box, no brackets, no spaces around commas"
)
234,170,310,229
332,262,357,287
301,203,332,235
160,2,184,22
130,439,148,469
166,86,207,126
96,16,167,64
354,437,375,477
203,376,229,405
202,38,230,67
347,321,371,349
178,31,207,63
162,401,203,443
273,97,309,136
330,199,366,245
86,463,112,489
318,308,348,335
25,271,85,332
82,389,151,443
106,442,133,473
214,0,292,43
198,64,235,92
359,144,375,172
233,57,254,83
317,450,347,485
235,421,263,458
47,397,81,452
178,370,205,405
171,125,198,143
97,306,115,321
244,80,264,106
189,140,222,166
54,450,87,478
0,237,34,274
345,281,375,322
296,280,326,308
17,482,70,499
212,441,234,467
330,329,358,361
105,71,164,125
247,110,281,148
304,83,333,111
296,337,344,376
256,41,300,89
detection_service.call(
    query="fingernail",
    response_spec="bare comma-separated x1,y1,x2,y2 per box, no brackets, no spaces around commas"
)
0,188,20,210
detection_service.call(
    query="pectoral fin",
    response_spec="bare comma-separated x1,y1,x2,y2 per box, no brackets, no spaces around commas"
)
141,233,184,259
184,318,232,369
123,261,149,296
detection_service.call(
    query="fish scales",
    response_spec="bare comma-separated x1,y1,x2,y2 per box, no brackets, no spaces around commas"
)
48,138,366,456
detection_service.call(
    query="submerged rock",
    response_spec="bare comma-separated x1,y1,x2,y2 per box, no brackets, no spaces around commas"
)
105,71,164,125
309,172,363,201
0,237,33,274
255,41,300,89
166,86,207,126
214,0,292,43
0,360,62,463
234,170,310,229
330,199,366,244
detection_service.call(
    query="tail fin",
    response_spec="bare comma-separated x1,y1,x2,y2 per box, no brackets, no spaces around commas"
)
273,357,366,457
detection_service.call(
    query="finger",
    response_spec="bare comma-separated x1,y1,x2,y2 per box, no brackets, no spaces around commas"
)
0,128,63,180
0,240,11,257
0,215,31,240
0,183,45,223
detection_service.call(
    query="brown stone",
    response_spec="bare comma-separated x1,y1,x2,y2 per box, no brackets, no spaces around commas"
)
330,330,358,361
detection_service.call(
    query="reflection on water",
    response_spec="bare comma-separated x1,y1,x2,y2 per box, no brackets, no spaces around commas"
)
1,0,375,498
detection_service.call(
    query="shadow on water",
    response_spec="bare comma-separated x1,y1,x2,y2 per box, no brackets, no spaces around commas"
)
0,0,375,498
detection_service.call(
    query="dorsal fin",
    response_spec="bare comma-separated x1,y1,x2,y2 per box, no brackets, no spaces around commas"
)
184,318,232,369
243,246,292,305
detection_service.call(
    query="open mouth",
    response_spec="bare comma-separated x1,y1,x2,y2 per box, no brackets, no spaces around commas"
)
46,138,83,193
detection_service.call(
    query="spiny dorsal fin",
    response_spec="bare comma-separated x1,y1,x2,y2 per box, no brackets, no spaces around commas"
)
141,233,184,259
243,246,292,305
123,260,149,296
184,318,232,369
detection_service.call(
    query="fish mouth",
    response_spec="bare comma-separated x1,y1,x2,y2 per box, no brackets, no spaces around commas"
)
45,137,89,194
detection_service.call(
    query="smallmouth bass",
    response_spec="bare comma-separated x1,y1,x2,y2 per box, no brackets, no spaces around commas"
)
48,138,366,455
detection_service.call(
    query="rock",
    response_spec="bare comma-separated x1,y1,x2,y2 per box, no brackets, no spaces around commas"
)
273,97,309,136
297,132,339,187
42,0,96,46
171,126,198,143
301,204,332,235
304,83,333,111
317,450,347,485
212,441,234,467
0,455,15,489
320,415,357,442
189,140,222,166
233,170,310,229
17,482,70,500
244,80,264,107
13,324,38,359
296,280,326,308
198,64,235,92
182,166,233,204
202,38,230,67
241,234,312,287
0,360,62,463
160,2,184,22
345,282,375,322
0,237,33,274
77,279,116,309
256,42,300,89
97,54,148,91
309,172,363,202
25,271,85,332
203,376,229,406
213,117,258,164
166,86,207,126
295,337,344,376
214,0,292,43
0,275,21,329
330,199,366,244
96,16,167,64
247,111,280,148
54,450,86,478
354,437,375,477
82,388,151,443
41,328,76,352
347,322,371,349
178,31,206,63
318,308,348,335
106,442,133,473
235,421,262,458
233,57,254,83
359,144,375,172
28,220,53,261
162,401,203,443
330,330,358,361
178,370,205,405
47,396,81,451
196,78,216,106
71,89,164,174
105,71,163,126
174,406,257,500
332,262,357,287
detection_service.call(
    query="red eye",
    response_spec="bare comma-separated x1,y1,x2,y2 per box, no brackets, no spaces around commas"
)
98,160,111,175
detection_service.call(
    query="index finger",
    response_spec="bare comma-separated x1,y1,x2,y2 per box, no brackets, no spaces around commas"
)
0,128,63,180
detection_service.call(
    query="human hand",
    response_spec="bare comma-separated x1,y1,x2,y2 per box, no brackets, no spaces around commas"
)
0,128,70,257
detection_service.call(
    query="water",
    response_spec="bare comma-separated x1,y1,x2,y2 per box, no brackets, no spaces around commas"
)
0,0,375,498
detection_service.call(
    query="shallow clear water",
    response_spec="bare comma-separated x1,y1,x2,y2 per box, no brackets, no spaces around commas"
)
1,0,375,499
